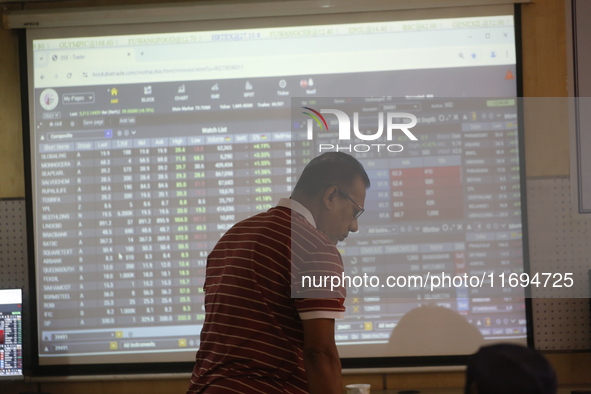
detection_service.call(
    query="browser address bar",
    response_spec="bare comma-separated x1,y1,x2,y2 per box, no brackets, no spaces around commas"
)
35,44,515,88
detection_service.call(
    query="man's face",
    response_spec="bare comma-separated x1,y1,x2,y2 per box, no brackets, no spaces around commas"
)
317,176,367,245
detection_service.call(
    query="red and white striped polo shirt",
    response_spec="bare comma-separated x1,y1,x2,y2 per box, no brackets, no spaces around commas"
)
187,198,345,393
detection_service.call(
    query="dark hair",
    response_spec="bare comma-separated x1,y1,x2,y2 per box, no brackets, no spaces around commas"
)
465,344,557,394
292,152,370,197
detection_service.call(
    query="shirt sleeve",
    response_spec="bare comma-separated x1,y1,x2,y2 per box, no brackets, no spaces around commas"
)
295,298,345,320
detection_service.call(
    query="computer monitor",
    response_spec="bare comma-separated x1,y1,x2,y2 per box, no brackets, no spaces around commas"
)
0,288,23,380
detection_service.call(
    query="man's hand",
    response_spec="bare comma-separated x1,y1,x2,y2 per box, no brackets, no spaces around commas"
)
302,318,342,394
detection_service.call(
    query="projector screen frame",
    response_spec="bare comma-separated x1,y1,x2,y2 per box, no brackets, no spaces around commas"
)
19,2,532,379
3,0,533,29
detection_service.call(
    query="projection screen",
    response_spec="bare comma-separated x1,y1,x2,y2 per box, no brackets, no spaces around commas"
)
24,3,528,374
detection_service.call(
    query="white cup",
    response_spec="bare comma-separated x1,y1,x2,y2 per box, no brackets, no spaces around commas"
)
346,383,371,394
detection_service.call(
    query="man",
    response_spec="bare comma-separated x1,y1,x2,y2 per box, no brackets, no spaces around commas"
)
187,152,370,394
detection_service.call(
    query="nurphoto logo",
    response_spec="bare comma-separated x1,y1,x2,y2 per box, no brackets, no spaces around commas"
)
302,106,418,153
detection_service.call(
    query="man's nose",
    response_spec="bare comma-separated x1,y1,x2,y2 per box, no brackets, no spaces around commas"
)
348,219,359,233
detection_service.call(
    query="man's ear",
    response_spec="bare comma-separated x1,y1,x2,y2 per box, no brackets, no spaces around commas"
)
322,185,339,210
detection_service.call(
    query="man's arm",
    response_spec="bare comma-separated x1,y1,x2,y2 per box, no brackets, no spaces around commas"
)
302,318,342,394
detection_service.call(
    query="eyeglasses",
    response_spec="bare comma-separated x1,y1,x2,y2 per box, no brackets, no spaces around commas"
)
337,189,365,220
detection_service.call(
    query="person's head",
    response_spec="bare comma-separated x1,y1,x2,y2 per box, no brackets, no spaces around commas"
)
291,152,370,244
465,343,557,394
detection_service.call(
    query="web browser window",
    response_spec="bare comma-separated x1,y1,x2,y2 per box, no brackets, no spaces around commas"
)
28,11,526,368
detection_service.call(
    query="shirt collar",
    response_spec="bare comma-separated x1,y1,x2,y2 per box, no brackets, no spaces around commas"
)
277,197,316,228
